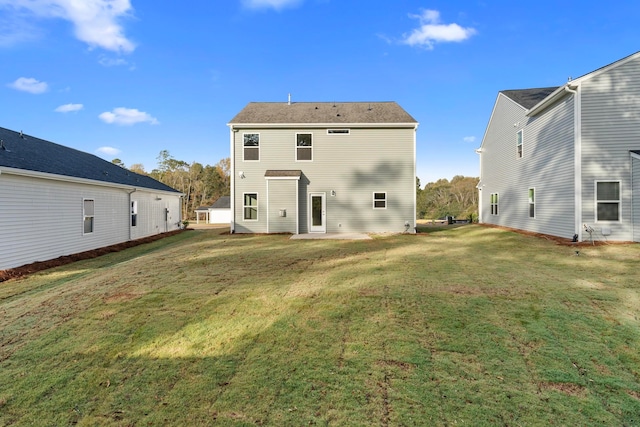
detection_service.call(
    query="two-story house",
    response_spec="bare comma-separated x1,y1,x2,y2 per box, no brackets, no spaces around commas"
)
227,101,418,234
478,51,640,242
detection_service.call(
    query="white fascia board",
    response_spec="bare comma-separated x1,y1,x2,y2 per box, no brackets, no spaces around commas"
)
0,166,184,196
264,176,301,180
227,122,418,129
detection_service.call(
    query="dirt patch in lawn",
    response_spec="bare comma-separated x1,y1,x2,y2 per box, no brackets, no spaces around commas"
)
0,229,188,283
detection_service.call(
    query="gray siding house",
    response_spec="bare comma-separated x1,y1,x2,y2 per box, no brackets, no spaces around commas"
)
478,51,640,242
0,127,183,270
227,101,418,234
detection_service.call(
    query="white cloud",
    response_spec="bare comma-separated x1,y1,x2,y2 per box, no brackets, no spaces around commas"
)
402,9,476,49
0,0,135,53
99,107,159,126
96,146,121,156
242,0,302,10
8,77,48,94
55,103,84,113
463,136,476,143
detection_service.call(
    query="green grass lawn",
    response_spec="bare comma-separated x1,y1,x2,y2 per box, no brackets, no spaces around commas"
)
1,225,640,426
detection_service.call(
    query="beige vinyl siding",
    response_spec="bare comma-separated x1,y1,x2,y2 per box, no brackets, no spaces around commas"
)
480,94,575,238
580,56,640,241
267,179,298,233
233,126,415,233
0,173,182,270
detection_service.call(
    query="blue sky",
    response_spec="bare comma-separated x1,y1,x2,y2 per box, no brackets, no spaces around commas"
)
1,0,639,184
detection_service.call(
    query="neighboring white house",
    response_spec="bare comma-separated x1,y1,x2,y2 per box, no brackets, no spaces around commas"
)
194,196,231,224
478,51,640,242
227,101,418,234
0,127,183,270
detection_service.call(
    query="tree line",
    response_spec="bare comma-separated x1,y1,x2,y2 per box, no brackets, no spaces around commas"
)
112,150,230,220
417,175,479,221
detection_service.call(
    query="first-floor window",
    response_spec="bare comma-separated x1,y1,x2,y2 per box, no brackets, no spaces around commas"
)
373,192,387,209
596,181,620,221
131,200,138,227
83,199,94,234
243,193,258,220
490,193,499,215
528,188,535,218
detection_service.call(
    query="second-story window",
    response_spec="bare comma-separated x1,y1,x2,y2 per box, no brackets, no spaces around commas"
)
517,129,523,158
243,133,260,161
296,133,312,161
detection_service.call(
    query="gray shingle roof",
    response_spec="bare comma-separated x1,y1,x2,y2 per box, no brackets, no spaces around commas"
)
500,87,559,109
210,196,230,209
264,170,302,178
0,127,180,193
228,102,417,125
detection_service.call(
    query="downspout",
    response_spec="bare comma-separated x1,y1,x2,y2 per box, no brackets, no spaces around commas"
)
565,84,582,241
127,188,137,241
230,125,236,233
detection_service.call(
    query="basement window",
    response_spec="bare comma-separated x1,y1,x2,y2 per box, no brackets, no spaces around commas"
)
327,129,350,135
528,188,535,218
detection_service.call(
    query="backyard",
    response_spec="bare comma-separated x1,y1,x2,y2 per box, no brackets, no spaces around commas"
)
1,225,639,426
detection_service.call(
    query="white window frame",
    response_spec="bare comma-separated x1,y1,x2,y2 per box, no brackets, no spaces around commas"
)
595,180,621,222
83,198,95,234
131,200,138,227
296,132,313,162
327,129,350,135
373,192,387,209
243,133,260,162
517,129,523,158
243,192,258,221
490,193,499,216
528,188,535,218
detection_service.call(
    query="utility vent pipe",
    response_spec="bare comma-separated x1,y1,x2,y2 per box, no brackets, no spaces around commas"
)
288,93,291,105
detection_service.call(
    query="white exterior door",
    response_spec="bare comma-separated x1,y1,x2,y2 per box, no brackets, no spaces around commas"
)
309,192,326,233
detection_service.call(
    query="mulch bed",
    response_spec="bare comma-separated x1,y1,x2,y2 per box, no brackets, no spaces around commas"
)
0,229,189,283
